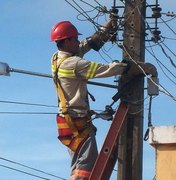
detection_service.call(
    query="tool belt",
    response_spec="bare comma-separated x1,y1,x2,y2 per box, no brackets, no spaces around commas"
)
56,115,95,152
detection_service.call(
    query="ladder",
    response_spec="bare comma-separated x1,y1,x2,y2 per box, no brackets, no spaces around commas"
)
89,102,128,180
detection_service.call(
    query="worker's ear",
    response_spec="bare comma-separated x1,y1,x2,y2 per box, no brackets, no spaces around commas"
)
62,38,71,48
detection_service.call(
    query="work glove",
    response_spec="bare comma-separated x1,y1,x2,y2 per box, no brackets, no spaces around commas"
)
88,19,118,51
103,19,118,32
124,60,158,77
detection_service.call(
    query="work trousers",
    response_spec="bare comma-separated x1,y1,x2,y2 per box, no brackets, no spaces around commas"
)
68,131,98,180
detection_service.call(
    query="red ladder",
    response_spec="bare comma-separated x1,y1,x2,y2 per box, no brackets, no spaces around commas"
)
89,102,128,180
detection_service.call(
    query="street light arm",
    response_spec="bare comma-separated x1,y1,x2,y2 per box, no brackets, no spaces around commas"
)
0,61,118,89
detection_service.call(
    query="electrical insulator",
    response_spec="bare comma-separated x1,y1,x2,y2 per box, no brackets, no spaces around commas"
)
152,7,162,18
109,7,119,43
151,30,161,42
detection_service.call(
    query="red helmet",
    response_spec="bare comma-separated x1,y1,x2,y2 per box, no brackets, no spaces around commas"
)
51,21,82,41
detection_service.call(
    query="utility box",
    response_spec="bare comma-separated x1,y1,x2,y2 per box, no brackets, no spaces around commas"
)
149,126,176,180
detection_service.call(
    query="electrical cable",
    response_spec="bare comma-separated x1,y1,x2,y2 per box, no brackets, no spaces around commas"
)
144,6,176,70
0,100,57,108
160,17,176,36
0,164,50,180
0,112,57,115
149,15,176,24
160,41,176,62
145,46,176,85
160,35,176,41
137,7,176,87
64,0,176,101
0,157,67,180
145,37,176,82
147,49,176,101
122,44,176,102
64,0,101,28
80,0,99,10
93,0,107,10
159,43,176,69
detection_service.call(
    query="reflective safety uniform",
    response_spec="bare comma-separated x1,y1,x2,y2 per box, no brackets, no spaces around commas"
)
51,38,127,179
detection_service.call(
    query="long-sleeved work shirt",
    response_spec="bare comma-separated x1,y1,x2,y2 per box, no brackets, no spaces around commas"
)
51,38,127,117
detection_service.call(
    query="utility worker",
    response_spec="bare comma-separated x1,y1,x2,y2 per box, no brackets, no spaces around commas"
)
50,20,157,180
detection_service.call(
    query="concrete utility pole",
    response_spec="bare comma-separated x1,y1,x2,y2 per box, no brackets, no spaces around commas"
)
117,0,146,180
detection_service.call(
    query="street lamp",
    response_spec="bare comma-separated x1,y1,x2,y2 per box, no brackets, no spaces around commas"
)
0,62,10,76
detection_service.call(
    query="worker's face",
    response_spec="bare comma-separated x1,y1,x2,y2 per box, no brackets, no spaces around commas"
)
67,36,80,54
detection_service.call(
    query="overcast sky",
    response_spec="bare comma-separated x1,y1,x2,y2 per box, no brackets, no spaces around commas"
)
0,1,176,180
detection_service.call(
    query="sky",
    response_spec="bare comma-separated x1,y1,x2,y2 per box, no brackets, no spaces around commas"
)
0,0,176,180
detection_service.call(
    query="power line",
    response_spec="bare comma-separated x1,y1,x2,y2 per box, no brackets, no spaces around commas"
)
0,164,50,180
0,157,67,180
137,6,176,89
160,17,176,36
0,112,57,115
160,35,176,41
122,43,176,102
64,0,101,28
146,46,176,84
0,100,57,108
161,41,176,59
159,43,176,69
145,9,176,70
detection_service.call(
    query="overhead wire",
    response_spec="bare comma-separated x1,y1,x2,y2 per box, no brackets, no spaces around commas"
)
76,7,100,22
145,5,176,69
64,0,101,28
80,0,99,9
135,6,176,101
147,51,176,87
160,17,176,36
93,0,108,11
0,112,57,115
158,43,176,69
145,36,176,83
147,49,176,99
0,100,57,108
64,0,176,102
122,43,176,102
145,47,176,86
0,100,58,115
0,164,50,180
0,157,67,180
160,35,176,41
149,14,176,24
161,39,176,57
162,39,176,57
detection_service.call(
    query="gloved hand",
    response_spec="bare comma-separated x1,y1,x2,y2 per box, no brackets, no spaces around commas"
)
125,61,158,77
89,19,118,51
103,19,114,30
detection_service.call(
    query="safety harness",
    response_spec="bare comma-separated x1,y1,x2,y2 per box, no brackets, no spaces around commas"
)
51,53,95,152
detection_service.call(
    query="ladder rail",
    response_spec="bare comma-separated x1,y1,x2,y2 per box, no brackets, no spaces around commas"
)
89,102,129,180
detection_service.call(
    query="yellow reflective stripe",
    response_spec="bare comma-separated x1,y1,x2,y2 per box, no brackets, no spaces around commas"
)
61,139,71,145
51,64,57,73
57,123,69,129
86,62,98,79
58,68,75,77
